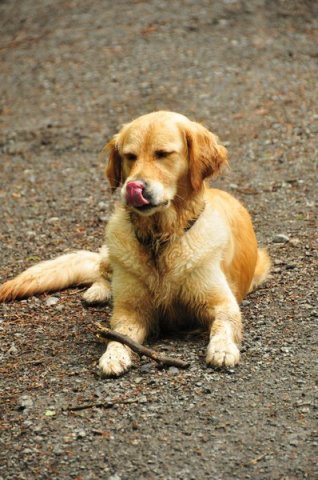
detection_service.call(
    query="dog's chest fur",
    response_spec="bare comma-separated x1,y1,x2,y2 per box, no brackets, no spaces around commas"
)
105,204,229,310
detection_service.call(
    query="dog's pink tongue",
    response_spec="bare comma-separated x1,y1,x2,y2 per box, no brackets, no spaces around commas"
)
126,181,149,207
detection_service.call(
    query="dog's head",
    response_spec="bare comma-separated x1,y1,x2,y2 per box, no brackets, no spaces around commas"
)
104,111,227,215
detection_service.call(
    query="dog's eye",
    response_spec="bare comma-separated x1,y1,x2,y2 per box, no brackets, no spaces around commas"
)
154,150,171,159
125,153,137,161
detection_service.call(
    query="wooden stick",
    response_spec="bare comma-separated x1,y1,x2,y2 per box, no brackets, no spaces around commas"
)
64,399,139,412
95,322,190,369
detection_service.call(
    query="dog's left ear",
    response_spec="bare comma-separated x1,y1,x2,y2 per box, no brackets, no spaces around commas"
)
103,135,122,192
185,122,228,191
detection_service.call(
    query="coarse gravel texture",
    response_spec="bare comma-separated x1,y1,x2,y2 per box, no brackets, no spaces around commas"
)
0,1,317,479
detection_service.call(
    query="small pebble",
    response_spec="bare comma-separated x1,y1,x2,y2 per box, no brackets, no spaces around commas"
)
33,425,42,433
23,448,33,454
53,446,63,455
98,201,108,211
290,238,301,246
272,234,289,243
46,296,59,306
8,344,18,355
289,439,299,446
281,347,290,353
47,217,60,224
140,363,152,373
18,395,34,410
285,264,296,270
45,409,56,416
168,367,179,375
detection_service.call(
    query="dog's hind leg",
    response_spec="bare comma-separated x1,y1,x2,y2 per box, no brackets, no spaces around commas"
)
249,247,271,293
82,245,112,304
82,278,111,304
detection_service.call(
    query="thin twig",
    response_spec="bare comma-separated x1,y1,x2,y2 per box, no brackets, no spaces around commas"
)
245,452,269,466
68,287,87,295
95,322,190,369
64,399,140,412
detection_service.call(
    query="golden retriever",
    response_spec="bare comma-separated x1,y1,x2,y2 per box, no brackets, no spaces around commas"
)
0,111,271,376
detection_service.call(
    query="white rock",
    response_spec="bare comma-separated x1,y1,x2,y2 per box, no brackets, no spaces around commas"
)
45,296,59,306
272,234,289,243
47,217,60,224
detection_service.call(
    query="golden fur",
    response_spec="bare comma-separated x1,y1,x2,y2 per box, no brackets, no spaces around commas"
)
0,111,270,376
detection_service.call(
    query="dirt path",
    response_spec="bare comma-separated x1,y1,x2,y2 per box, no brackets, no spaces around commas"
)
0,1,317,479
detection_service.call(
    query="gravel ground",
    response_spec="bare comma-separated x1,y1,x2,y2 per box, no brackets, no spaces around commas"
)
0,1,317,479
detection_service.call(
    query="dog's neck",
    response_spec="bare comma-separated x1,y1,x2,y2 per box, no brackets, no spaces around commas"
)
129,188,206,252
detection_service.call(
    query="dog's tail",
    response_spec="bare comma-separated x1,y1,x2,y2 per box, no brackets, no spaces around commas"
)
249,247,271,293
0,249,108,302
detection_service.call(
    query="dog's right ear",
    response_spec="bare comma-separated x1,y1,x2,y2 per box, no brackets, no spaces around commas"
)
102,135,122,192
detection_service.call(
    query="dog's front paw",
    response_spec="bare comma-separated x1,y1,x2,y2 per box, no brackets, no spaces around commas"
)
99,342,132,377
206,336,240,368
